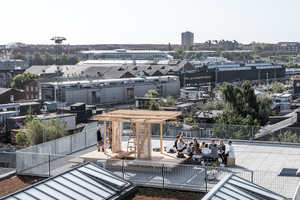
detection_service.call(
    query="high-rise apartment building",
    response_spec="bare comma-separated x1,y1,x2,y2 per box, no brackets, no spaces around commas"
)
181,31,194,46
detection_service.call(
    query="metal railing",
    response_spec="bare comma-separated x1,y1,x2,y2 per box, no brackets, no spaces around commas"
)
144,122,300,144
15,152,300,198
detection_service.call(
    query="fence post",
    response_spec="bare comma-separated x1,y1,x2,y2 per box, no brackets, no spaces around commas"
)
48,154,51,177
225,125,227,140
70,135,72,154
251,126,253,142
162,164,165,189
205,167,208,193
85,131,87,148
251,171,253,182
122,160,124,179
280,128,282,143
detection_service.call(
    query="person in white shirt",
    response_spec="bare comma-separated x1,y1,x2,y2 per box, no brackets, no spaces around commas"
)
225,141,235,164
202,144,210,163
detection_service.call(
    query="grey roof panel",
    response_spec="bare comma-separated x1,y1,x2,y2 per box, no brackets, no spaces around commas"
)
35,184,73,200
25,188,55,200
2,162,135,200
202,174,287,200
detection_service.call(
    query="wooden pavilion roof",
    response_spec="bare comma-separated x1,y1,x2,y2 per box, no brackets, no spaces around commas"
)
94,110,181,124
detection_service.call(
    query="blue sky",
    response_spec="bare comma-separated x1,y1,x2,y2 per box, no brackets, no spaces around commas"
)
2,0,300,45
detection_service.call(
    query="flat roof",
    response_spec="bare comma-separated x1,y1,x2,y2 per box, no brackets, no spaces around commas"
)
94,110,181,123
80,49,167,54
40,75,179,86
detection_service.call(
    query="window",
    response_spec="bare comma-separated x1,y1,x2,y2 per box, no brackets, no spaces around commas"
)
26,94,29,99
178,131,191,138
36,95,38,99
31,86,33,92
92,90,101,103
26,86,29,91
206,130,213,137
31,95,34,99
35,87,38,92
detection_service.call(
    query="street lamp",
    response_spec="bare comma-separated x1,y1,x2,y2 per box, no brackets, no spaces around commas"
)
266,73,268,86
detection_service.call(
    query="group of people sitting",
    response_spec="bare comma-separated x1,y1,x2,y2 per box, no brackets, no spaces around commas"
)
174,136,235,165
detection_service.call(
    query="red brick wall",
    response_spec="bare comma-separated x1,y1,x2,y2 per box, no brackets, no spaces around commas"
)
24,80,38,100
0,89,25,104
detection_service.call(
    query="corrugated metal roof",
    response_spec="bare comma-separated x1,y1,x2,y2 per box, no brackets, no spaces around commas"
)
207,64,240,69
2,162,136,200
246,63,272,66
202,174,287,200
218,67,251,71
256,65,282,69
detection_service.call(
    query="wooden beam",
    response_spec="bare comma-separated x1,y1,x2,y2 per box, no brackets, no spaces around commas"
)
97,115,166,120
159,123,163,153
156,113,180,123
104,122,106,154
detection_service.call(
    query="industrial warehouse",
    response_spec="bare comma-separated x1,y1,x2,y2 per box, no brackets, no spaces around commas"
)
38,76,180,105
26,59,286,89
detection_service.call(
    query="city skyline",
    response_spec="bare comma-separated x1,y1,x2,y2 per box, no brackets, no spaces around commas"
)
2,0,300,45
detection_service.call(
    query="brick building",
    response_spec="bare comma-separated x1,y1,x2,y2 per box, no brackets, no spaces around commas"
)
272,42,300,53
24,80,39,100
0,88,25,104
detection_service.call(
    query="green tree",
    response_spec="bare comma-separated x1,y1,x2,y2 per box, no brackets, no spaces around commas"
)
161,95,175,107
33,52,43,65
217,81,273,126
145,89,159,98
168,43,171,51
184,52,191,60
273,82,285,93
46,118,68,141
192,47,198,51
69,56,80,65
11,72,41,89
194,52,201,59
15,129,27,146
43,52,55,65
40,47,47,50
184,108,197,123
25,118,67,146
186,45,193,51
148,99,160,111
261,44,270,51
252,45,262,54
13,52,27,61
25,119,44,146
60,53,69,65
202,100,225,110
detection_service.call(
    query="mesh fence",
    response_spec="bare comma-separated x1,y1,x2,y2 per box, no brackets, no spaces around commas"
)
157,123,300,144
15,152,300,198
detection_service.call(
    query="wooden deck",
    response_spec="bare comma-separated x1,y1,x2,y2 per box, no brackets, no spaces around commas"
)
75,149,189,166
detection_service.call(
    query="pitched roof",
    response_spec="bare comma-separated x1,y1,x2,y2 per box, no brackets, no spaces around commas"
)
0,88,11,95
1,162,137,200
202,174,287,200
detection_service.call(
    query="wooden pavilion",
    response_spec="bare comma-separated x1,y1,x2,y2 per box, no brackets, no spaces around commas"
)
94,110,181,160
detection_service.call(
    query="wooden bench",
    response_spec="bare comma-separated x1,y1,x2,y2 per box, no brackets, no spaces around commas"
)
67,157,85,164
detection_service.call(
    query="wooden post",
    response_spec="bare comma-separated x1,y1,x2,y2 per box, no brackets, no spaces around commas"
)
136,123,140,159
160,123,163,154
148,123,151,160
104,121,106,154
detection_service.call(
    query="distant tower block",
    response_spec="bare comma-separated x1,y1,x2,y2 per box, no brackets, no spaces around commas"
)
181,31,194,46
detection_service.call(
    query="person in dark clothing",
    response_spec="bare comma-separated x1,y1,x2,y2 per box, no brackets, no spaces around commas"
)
108,123,113,149
174,135,180,149
97,126,104,152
